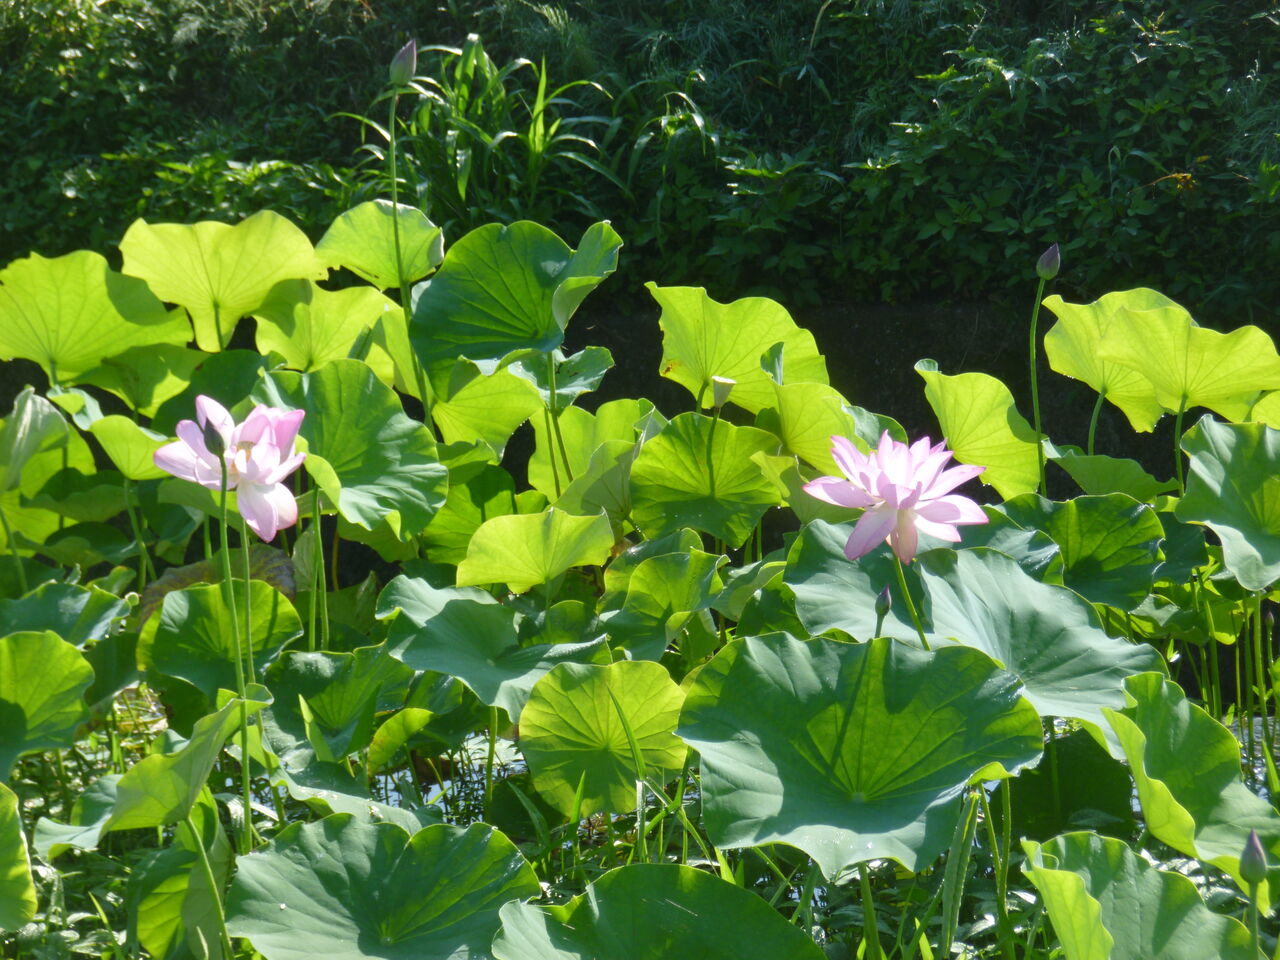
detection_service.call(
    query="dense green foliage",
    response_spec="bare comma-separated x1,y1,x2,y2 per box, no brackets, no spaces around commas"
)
4,0,1278,317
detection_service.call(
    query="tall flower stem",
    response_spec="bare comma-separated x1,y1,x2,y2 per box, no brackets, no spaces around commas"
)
240,517,255,685
858,862,883,960
387,78,437,437
121,477,153,593
184,812,235,958
0,502,27,595
217,463,253,855
893,555,930,652
1028,276,1048,496
547,355,575,489
1086,389,1106,457
1173,395,1187,495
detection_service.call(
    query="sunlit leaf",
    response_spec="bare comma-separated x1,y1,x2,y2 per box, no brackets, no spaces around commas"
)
0,249,189,381
0,630,94,776
411,221,621,394
0,783,36,931
120,211,327,351
89,415,168,480
0,581,128,647
1175,416,1280,591
915,360,1040,498
1042,290,1167,432
456,508,614,593
316,200,444,290
629,412,781,547
1095,289,1280,420
650,283,827,412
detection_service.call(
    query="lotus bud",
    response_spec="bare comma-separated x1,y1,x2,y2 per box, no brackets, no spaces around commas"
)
875,585,892,621
711,376,736,411
1036,243,1060,281
389,39,417,87
201,418,225,458
1241,830,1268,887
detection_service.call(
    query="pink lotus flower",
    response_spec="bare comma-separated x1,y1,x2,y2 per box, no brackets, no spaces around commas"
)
154,395,306,541
803,432,988,564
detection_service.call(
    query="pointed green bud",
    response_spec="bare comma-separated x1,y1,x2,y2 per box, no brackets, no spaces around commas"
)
875,585,893,621
389,39,417,87
1241,829,1268,887
1036,242,1060,280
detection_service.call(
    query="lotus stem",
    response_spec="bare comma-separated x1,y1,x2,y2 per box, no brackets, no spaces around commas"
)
0,501,27,595
1086,389,1106,457
893,555,929,652
1028,276,1048,496
184,812,235,959
217,462,253,855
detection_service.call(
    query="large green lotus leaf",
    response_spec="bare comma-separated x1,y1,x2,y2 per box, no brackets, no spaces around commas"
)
1022,831,1256,960
263,646,414,765
1042,290,1167,432
254,280,398,373
410,221,621,394
554,439,639,527
226,815,539,960
33,774,121,859
0,249,189,381
431,366,544,459
529,399,655,500
629,412,781,547
71,343,205,418
1254,390,1280,428
0,782,36,931
421,463,517,565
456,507,614,594
105,688,271,833
0,581,128,647
316,200,444,290
88,415,168,480
1104,672,1280,908
915,360,1040,498
521,660,687,816
1095,291,1280,420
952,507,1064,583
1050,449,1177,501
678,634,1042,876
143,581,302,704
649,284,827,413
381,578,605,722
505,345,614,409
784,520,929,643
492,863,825,960
999,494,1164,610
755,380,858,474
259,359,447,539
0,630,94,776
0,387,69,493
120,211,327,351
598,550,724,661
126,789,230,960
919,549,1162,725
24,466,127,523
1175,416,1280,591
